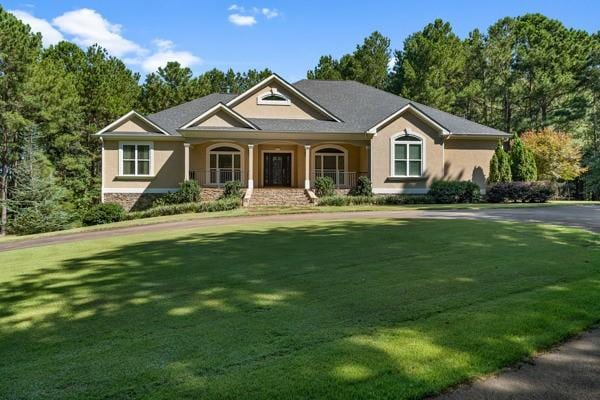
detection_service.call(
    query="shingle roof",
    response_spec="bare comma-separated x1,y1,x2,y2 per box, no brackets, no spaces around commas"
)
293,79,509,136
146,93,237,135
144,80,509,136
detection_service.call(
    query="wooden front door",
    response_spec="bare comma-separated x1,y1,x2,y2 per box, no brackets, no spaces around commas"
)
264,153,292,186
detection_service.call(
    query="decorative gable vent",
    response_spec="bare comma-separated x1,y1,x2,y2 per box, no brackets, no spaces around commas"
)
257,88,291,105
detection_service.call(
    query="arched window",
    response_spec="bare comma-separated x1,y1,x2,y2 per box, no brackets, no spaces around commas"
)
391,133,423,177
207,144,242,185
257,90,291,105
314,146,348,185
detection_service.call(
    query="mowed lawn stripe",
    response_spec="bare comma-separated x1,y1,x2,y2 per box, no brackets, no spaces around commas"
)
1,219,599,399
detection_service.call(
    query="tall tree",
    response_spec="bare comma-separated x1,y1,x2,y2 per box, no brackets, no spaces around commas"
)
509,134,538,181
0,7,42,235
307,31,391,89
388,19,465,111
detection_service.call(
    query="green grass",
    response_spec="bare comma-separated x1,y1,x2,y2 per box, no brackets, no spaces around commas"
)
1,218,600,399
1,200,596,244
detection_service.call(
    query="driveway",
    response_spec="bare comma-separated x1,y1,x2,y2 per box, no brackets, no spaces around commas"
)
0,205,598,253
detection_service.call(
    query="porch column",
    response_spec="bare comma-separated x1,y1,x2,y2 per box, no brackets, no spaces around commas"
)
304,145,311,189
184,143,190,181
366,145,371,179
247,144,254,189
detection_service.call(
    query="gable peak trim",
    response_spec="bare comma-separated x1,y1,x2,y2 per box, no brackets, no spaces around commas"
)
226,73,343,122
367,103,449,135
179,103,259,130
96,110,170,136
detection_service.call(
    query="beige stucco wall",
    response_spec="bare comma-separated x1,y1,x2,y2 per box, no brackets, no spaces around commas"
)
112,117,157,132
444,139,496,188
370,111,445,191
194,110,247,128
231,81,329,120
103,140,184,190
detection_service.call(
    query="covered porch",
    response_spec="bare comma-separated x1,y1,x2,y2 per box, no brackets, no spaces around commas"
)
184,139,370,190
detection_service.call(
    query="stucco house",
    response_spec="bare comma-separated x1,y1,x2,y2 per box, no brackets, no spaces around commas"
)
97,74,511,209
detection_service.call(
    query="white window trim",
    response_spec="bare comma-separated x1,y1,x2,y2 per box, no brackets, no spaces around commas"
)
118,141,154,177
205,143,245,184
311,144,349,177
389,130,425,178
257,89,291,106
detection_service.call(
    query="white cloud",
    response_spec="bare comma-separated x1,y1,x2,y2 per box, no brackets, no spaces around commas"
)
388,55,396,71
228,14,257,26
261,8,279,19
139,39,202,72
52,8,146,57
228,4,244,11
10,10,64,46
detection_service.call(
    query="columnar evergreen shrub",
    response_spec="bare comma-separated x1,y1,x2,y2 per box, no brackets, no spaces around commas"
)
82,203,125,226
510,135,538,181
489,141,512,183
428,181,481,203
314,176,335,197
350,176,373,196
222,180,243,198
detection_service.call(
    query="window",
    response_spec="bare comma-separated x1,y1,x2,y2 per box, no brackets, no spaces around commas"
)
392,134,423,177
208,145,242,184
120,142,152,176
257,90,291,105
314,147,347,185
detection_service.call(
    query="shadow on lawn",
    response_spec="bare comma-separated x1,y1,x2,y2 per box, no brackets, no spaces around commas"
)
1,219,599,399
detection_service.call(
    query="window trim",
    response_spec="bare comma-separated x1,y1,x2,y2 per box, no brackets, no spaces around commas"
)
389,130,425,178
118,141,154,177
205,142,245,185
257,90,291,106
311,144,349,176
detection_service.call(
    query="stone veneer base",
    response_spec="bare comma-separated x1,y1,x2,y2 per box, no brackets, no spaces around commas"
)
104,188,226,211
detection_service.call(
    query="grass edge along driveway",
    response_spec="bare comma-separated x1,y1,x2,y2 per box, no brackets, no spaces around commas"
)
1,218,600,399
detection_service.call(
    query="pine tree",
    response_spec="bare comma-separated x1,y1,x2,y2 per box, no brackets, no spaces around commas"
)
510,135,538,181
7,136,72,235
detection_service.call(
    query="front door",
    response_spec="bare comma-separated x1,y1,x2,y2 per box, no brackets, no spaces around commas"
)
264,153,291,186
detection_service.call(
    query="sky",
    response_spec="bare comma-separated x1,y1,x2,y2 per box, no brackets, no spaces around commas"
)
4,0,599,82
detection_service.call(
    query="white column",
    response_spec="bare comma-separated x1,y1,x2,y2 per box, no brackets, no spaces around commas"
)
184,143,190,181
366,145,371,180
247,144,254,189
304,145,311,189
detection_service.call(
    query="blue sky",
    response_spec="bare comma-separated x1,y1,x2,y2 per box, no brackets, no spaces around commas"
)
5,0,599,82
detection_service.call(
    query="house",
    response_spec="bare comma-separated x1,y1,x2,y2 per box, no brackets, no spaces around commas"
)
97,74,511,209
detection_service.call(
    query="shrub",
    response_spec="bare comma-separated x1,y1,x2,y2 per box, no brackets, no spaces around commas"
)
350,176,373,196
222,180,243,198
489,141,512,183
510,134,537,181
318,194,434,206
82,203,125,226
486,181,556,203
428,181,481,204
314,176,335,197
153,180,201,207
125,198,242,220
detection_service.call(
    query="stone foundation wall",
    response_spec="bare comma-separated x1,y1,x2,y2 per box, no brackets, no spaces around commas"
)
334,189,351,196
103,193,163,211
201,188,225,202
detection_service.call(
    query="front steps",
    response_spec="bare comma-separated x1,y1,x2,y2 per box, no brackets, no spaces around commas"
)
247,188,313,207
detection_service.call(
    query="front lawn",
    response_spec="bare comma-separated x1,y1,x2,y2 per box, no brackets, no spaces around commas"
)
1,219,599,399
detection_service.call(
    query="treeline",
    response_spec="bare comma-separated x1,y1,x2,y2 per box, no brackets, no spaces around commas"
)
307,14,599,199
0,7,270,234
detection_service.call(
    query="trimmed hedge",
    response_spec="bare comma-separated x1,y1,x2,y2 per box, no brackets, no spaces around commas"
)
318,194,434,206
429,180,481,204
82,203,125,226
125,198,241,220
486,181,556,203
